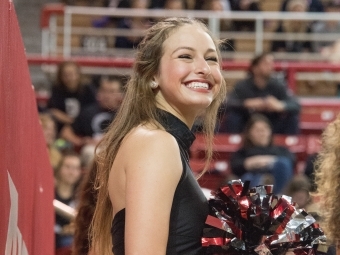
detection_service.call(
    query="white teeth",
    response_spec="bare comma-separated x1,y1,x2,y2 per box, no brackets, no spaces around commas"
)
186,82,209,89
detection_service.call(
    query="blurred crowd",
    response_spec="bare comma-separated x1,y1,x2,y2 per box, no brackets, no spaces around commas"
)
34,0,340,254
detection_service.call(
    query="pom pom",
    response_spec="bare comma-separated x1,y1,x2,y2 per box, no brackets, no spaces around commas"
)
202,180,327,255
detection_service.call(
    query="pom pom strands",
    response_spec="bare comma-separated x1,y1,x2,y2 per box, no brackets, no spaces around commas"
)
202,180,327,255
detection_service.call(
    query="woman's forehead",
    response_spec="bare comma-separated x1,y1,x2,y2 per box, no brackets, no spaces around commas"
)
162,24,216,52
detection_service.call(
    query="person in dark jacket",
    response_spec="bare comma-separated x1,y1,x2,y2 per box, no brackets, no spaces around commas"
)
230,114,295,194
60,75,124,148
220,52,300,134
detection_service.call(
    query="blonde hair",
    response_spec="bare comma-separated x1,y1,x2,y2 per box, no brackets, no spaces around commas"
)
90,17,227,254
314,114,340,243
39,113,55,131
283,0,309,33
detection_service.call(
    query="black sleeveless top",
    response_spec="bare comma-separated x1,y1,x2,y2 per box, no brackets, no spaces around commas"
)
111,110,209,255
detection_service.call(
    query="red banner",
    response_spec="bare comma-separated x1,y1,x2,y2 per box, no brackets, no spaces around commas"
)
0,1,54,254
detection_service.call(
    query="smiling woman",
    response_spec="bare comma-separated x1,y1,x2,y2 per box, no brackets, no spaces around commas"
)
88,17,227,255
154,24,223,126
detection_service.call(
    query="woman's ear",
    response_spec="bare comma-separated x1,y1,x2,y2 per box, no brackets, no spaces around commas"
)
151,76,160,89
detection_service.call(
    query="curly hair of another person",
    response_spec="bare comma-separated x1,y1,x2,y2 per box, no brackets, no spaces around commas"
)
314,114,340,243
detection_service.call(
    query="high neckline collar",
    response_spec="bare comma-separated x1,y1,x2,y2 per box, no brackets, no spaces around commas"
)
156,109,196,152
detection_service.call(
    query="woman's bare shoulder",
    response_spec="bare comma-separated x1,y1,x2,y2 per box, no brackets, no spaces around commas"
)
123,124,176,150
118,124,181,169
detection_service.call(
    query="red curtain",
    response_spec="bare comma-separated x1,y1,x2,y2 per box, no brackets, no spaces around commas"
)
0,0,54,254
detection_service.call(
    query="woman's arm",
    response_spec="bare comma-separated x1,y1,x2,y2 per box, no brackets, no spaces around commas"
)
123,128,183,254
49,108,74,125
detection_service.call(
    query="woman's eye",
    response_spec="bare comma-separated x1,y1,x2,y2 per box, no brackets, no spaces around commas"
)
179,54,192,59
206,57,218,62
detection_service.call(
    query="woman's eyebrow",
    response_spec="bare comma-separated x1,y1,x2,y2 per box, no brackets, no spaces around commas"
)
172,46,195,55
172,47,217,55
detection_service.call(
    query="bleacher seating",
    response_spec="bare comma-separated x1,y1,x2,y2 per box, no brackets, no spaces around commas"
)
299,98,340,135
297,81,338,97
272,135,307,161
306,135,321,156
190,133,243,161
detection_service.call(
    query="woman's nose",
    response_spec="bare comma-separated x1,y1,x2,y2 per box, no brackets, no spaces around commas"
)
194,58,211,76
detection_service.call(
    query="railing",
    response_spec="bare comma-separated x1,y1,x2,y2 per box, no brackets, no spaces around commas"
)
40,4,340,60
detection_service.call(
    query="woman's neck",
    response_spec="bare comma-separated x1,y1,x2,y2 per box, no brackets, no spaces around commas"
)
56,182,74,200
156,106,197,130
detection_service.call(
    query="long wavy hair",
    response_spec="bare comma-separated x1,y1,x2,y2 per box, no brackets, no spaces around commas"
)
89,17,227,254
314,114,340,243
72,161,98,255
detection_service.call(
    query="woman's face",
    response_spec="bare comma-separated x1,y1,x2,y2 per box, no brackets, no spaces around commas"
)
165,0,184,9
248,121,272,147
42,120,56,146
210,0,223,11
61,63,81,91
58,155,82,186
154,24,222,121
252,54,274,80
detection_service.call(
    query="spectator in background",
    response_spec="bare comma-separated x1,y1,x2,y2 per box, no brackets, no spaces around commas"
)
220,52,300,134
55,151,82,253
47,61,96,133
164,0,185,9
272,0,313,53
280,0,324,12
60,75,124,149
114,0,151,49
39,113,62,171
229,0,260,31
230,114,295,195
284,175,312,209
194,0,230,10
312,2,340,53
285,174,337,255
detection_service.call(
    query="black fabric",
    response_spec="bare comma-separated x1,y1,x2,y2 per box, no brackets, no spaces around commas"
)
111,109,209,255
221,76,301,134
55,191,75,229
55,190,76,249
47,84,96,132
71,103,116,137
47,84,96,114
226,77,300,113
230,145,295,177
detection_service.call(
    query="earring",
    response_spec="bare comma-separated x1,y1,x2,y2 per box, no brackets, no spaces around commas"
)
150,81,158,89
